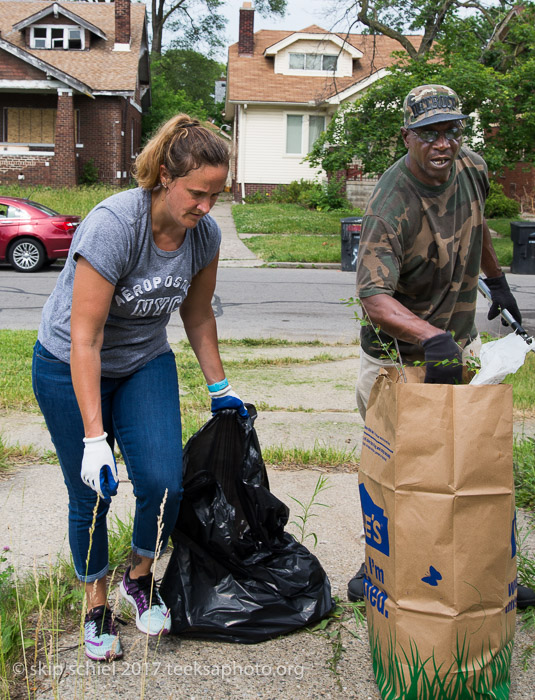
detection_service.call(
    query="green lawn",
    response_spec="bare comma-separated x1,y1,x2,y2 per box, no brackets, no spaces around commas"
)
232,203,362,234
0,184,124,218
234,206,521,267
244,233,341,263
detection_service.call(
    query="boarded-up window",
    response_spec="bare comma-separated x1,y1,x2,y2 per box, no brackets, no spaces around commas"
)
6,108,56,143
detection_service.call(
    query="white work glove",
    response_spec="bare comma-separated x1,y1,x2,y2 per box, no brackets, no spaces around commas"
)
208,378,248,417
81,432,119,503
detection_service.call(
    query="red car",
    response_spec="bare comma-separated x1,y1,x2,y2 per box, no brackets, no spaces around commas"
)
0,196,81,272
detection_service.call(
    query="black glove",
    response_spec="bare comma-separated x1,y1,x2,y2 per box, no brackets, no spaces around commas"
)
484,275,522,327
422,332,463,385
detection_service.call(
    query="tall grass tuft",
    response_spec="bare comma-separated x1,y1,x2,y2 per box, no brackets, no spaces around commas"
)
265,443,358,471
289,474,331,547
0,513,133,697
514,436,535,510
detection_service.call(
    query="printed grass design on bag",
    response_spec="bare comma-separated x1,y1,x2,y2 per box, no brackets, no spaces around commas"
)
359,368,517,699
369,622,514,700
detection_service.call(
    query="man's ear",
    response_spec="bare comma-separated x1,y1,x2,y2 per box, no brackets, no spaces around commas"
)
401,127,411,148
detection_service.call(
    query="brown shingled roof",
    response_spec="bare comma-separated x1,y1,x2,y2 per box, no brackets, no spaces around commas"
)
0,0,146,93
227,28,421,105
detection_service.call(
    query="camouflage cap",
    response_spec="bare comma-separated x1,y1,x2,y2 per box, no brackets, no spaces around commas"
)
403,84,469,129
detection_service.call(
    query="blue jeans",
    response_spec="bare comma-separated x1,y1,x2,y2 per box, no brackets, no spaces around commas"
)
32,341,183,583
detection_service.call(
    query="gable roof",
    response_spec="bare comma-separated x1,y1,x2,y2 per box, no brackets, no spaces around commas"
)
0,35,93,95
264,29,363,59
0,0,147,94
227,27,421,107
12,2,107,40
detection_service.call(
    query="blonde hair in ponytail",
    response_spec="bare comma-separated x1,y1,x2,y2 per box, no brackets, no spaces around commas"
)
133,114,230,189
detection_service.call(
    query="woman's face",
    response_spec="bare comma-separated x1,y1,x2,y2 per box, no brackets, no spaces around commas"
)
160,163,228,231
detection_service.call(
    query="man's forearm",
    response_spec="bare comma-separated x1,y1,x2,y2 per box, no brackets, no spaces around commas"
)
361,294,443,345
480,219,503,278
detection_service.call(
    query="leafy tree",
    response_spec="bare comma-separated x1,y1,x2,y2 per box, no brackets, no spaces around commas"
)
148,0,287,55
142,69,207,138
153,49,226,120
308,1,535,176
143,49,229,135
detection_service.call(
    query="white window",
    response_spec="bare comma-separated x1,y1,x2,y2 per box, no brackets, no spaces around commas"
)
286,115,303,154
286,114,326,155
30,25,84,50
288,53,338,72
289,53,304,69
308,115,326,151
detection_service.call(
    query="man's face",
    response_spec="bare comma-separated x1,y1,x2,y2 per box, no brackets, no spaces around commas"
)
401,120,463,187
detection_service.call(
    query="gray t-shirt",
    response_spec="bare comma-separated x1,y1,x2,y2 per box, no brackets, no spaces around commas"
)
38,187,221,377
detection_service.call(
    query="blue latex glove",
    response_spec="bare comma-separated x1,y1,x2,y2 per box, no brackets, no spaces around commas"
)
208,379,248,417
81,433,119,503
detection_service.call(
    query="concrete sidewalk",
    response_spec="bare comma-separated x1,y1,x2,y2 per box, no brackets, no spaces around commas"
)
211,198,263,268
1,200,534,699
1,343,535,699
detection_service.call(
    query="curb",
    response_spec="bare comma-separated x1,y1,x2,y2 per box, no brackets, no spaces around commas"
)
265,262,343,270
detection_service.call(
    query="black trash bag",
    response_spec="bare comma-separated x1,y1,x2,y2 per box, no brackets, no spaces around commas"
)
160,404,334,643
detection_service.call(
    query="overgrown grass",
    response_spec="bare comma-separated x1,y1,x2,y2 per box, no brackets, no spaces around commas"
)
0,437,40,475
218,338,324,347
0,184,123,219
0,514,133,697
0,330,38,411
232,203,361,234
514,437,535,510
503,351,535,412
265,444,359,471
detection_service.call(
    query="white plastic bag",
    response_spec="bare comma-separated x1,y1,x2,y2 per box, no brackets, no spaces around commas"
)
470,333,533,385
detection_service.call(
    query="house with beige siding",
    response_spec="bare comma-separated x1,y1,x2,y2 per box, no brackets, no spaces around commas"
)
225,2,420,204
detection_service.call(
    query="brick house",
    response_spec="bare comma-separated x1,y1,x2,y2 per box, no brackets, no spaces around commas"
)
0,0,150,187
225,2,419,204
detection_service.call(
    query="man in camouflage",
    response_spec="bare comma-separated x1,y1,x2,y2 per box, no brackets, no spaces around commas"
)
348,84,533,607
354,83,522,415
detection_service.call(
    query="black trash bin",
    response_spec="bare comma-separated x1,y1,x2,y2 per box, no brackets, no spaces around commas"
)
341,216,363,271
511,221,535,274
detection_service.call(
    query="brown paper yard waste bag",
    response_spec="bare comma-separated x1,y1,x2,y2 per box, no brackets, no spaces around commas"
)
359,368,517,699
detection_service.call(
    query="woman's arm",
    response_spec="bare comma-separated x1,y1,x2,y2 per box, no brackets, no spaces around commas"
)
70,257,115,438
179,253,225,384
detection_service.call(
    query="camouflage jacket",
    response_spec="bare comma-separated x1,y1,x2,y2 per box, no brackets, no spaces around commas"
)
356,147,489,362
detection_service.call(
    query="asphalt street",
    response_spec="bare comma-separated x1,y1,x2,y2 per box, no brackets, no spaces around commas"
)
0,263,534,343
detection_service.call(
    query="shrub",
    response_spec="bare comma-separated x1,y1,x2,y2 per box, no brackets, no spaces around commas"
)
243,190,271,204
300,176,350,211
486,181,521,219
243,180,319,205
79,158,99,186
272,179,319,204
242,178,351,210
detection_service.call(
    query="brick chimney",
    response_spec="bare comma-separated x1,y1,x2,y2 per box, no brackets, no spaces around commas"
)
238,2,254,56
114,0,131,51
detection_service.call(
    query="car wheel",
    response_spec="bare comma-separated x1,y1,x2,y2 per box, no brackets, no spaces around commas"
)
8,238,46,272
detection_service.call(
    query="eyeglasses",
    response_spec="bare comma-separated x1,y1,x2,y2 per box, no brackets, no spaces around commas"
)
413,126,464,143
